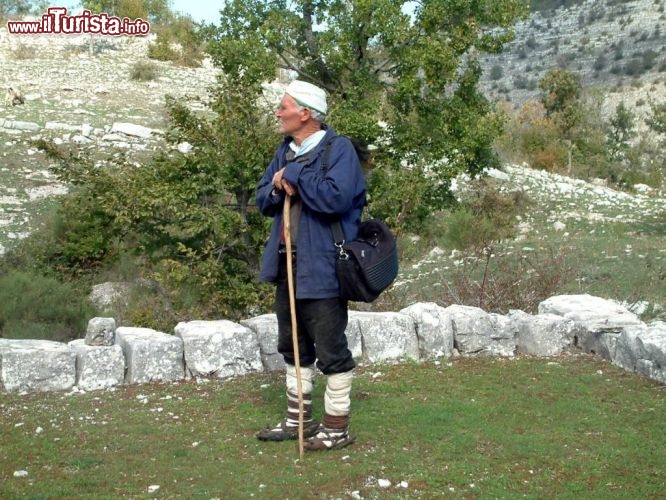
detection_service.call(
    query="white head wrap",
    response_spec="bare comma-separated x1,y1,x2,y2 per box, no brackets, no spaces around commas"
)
285,80,328,115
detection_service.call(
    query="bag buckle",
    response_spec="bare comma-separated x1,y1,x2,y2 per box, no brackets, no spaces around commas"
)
335,241,349,260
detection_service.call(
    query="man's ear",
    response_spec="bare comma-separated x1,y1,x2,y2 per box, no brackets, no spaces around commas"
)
300,107,311,123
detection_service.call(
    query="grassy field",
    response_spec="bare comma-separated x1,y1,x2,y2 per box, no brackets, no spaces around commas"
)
1,355,664,499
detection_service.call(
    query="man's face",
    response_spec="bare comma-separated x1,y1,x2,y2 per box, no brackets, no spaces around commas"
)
276,94,306,136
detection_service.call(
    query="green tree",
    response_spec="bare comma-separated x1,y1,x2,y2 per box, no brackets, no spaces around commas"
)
205,0,528,229
538,67,584,172
539,68,581,118
646,100,666,136
645,100,666,187
607,101,635,159
30,72,278,321
162,73,278,248
147,14,204,67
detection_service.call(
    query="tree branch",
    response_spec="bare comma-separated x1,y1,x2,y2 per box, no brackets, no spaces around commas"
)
276,50,330,90
302,0,318,57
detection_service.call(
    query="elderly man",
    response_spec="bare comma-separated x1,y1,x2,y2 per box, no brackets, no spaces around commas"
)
255,80,366,451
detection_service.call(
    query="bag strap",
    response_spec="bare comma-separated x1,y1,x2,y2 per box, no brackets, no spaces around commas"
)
320,136,346,246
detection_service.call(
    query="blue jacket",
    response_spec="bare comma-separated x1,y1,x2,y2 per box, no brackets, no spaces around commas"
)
257,127,367,299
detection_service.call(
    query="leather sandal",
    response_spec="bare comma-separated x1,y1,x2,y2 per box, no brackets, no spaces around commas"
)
256,420,320,441
304,425,356,451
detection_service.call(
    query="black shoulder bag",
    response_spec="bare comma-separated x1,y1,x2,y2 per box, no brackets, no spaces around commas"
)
322,136,399,302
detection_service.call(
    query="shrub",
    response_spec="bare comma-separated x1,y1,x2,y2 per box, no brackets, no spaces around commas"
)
0,270,95,342
11,43,36,60
12,186,118,276
531,145,567,171
613,47,624,61
441,245,574,313
130,60,159,81
147,35,177,62
513,75,529,89
593,53,607,71
624,58,644,76
20,75,280,323
147,16,204,67
490,64,504,81
641,49,658,71
442,178,526,251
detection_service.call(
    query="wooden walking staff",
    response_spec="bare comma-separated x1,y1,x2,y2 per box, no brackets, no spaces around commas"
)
283,194,305,459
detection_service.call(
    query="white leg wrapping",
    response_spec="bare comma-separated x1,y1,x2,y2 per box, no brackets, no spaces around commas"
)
286,364,315,395
324,371,353,416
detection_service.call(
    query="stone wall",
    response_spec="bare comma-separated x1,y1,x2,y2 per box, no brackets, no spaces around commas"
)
1,294,664,394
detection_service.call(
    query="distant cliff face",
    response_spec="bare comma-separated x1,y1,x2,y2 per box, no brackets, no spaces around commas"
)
479,0,666,108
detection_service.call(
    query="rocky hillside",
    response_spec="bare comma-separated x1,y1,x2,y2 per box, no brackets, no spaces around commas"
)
479,0,666,129
481,0,666,100
0,32,221,253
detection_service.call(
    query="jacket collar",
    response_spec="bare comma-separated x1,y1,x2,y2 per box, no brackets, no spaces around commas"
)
282,125,337,162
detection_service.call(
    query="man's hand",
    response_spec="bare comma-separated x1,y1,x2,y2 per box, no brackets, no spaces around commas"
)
272,167,298,196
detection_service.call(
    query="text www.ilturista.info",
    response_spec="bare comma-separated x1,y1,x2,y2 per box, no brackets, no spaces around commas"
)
6,7,150,36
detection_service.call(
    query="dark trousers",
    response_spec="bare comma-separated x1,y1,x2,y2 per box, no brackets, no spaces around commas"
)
275,255,355,375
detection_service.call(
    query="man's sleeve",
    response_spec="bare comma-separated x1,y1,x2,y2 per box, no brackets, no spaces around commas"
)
282,138,360,215
256,154,285,217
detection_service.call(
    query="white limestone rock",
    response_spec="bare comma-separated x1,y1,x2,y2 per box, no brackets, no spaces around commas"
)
636,323,666,383
114,327,184,384
44,122,81,132
5,120,40,132
0,339,76,393
85,317,116,346
538,294,642,359
538,294,642,331
445,304,516,357
344,316,364,361
615,321,666,383
177,142,193,154
101,133,127,142
174,320,262,379
509,310,580,356
241,314,283,371
89,282,131,310
72,135,92,144
400,302,454,359
487,313,519,356
349,311,418,363
614,323,646,374
110,122,155,139
68,339,125,391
